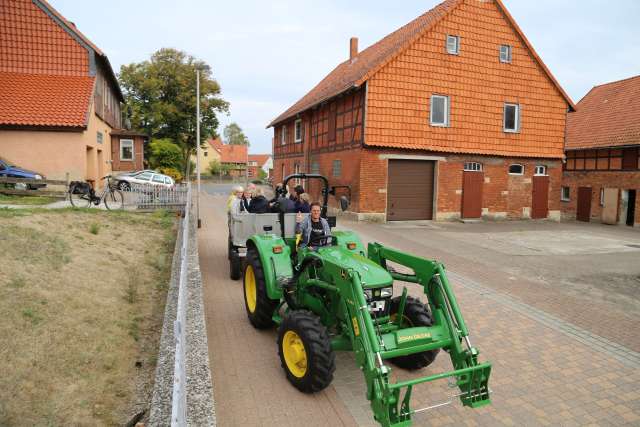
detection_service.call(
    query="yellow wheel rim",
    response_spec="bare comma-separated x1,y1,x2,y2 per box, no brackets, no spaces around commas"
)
282,330,307,378
245,265,257,313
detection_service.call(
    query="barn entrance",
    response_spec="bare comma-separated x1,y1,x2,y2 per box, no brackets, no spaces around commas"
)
531,175,549,219
461,163,483,219
576,187,592,222
386,160,435,221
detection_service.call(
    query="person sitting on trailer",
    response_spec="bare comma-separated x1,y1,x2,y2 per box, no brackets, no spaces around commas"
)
269,183,296,213
296,193,311,213
227,185,244,213
248,187,269,213
295,202,331,249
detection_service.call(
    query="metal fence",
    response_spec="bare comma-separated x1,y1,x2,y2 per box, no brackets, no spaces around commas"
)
121,183,189,212
171,183,191,425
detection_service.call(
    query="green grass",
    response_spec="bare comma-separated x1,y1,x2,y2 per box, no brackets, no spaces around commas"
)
89,223,100,235
0,194,60,205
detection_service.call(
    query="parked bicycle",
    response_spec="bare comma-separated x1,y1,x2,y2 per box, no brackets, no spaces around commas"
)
68,175,124,210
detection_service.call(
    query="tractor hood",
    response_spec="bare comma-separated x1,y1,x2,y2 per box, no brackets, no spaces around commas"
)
317,246,393,288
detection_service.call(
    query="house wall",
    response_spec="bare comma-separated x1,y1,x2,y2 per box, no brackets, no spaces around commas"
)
190,143,221,174
358,148,561,220
0,103,113,184
561,170,640,226
365,0,568,159
111,135,144,172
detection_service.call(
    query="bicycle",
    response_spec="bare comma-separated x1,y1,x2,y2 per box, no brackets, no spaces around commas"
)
68,175,124,210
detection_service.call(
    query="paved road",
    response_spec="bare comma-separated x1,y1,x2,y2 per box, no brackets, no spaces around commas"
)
198,185,640,426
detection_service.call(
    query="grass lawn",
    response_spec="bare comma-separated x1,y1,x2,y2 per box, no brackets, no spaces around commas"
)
0,208,176,425
0,193,60,205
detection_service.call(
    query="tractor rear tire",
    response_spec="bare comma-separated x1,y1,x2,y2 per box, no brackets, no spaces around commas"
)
389,296,439,370
243,249,277,329
277,310,335,393
229,249,242,280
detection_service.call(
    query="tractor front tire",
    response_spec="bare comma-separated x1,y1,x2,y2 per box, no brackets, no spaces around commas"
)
243,249,277,329
278,310,335,393
389,296,439,370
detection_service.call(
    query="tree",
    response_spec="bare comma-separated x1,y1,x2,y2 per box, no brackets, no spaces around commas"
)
258,169,267,181
207,159,222,175
119,48,229,173
148,138,183,170
223,123,250,146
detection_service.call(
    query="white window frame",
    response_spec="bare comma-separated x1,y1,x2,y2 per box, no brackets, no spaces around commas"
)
508,164,524,175
120,139,134,161
332,159,342,177
503,103,520,133
281,125,287,145
446,35,460,55
294,119,302,143
430,95,450,127
561,186,570,202
464,162,483,172
534,165,547,176
500,45,512,63
96,131,103,145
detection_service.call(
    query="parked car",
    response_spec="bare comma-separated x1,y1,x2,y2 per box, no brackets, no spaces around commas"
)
115,171,174,190
0,157,47,189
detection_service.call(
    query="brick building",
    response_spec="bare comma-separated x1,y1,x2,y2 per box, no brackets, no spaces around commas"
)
561,75,640,227
247,154,273,180
268,0,574,221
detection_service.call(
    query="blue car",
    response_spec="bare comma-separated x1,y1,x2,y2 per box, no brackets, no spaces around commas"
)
0,158,47,189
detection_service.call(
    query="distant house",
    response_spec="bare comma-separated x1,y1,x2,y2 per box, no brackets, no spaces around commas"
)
0,0,138,187
269,0,574,221
191,137,222,173
220,144,248,177
247,154,273,179
562,75,640,227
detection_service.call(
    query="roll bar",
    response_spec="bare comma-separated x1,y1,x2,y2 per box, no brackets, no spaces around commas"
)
282,173,330,218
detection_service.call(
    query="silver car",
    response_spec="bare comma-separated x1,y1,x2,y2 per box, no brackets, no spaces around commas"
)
116,171,175,190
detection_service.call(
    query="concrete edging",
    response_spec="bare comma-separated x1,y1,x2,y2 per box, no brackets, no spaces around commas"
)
149,207,216,426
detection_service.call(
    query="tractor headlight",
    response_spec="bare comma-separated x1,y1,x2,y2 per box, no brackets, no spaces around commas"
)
363,286,393,301
34,174,42,180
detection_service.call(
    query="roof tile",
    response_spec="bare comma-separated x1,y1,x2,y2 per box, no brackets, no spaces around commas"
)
220,144,248,164
566,75,640,150
0,72,94,127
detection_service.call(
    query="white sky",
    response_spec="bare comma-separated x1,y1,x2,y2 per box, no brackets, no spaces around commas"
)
53,0,640,154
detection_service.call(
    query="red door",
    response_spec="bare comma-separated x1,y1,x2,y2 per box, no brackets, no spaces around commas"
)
461,171,483,219
576,187,592,222
531,175,549,219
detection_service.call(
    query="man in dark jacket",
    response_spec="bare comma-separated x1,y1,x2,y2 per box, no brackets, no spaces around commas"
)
248,187,269,213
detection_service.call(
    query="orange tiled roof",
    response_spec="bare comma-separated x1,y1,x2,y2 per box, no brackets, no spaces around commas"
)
0,72,94,127
566,75,640,150
268,0,574,128
208,137,223,150
220,144,248,164
248,154,271,167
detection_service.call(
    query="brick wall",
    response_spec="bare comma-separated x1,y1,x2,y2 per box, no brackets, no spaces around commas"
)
561,171,640,225
358,147,562,220
365,0,568,158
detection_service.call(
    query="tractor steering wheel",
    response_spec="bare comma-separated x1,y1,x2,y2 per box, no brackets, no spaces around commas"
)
308,233,334,247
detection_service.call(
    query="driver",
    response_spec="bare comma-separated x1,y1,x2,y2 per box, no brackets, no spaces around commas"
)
295,202,331,249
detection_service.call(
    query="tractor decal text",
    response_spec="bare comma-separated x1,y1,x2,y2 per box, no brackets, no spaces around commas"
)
352,317,360,336
397,332,431,344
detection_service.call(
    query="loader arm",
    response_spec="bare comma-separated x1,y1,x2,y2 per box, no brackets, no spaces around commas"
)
331,244,491,426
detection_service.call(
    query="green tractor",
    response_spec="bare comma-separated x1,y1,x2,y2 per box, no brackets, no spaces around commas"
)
240,174,491,426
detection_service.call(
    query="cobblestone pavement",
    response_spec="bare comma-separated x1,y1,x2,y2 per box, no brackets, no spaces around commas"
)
198,189,640,426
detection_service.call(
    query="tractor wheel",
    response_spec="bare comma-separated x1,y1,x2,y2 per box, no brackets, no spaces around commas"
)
389,296,439,370
277,310,335,393
243,249,277,329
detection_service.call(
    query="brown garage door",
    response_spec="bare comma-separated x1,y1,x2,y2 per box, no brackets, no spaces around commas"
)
387,160,434,221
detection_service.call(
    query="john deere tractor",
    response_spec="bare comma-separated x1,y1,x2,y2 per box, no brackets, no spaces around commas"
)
237,174,491,426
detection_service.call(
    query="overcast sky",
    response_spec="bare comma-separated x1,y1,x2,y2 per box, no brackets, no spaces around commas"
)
53,0,639,154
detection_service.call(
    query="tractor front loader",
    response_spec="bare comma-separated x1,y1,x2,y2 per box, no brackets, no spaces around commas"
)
240,173,491,427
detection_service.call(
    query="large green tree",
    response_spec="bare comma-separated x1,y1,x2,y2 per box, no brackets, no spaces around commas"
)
119,48,229,173
223,122,250,146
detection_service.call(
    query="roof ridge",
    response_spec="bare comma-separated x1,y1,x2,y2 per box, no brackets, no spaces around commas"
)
592,74,640,89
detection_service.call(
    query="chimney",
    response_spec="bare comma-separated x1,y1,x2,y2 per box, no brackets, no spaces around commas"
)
349,37,358,60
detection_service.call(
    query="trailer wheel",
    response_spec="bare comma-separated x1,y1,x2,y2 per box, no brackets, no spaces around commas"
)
389,296,439,370
278,310,335,393
243,249,277,328
229,243,242,280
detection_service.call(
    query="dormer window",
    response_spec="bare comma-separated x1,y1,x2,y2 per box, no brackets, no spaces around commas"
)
446,35,460,55
281,125,287,145
500,45,512,63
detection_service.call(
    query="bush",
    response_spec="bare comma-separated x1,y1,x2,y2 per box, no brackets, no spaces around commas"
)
158,167,183,182
148,138,183,171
